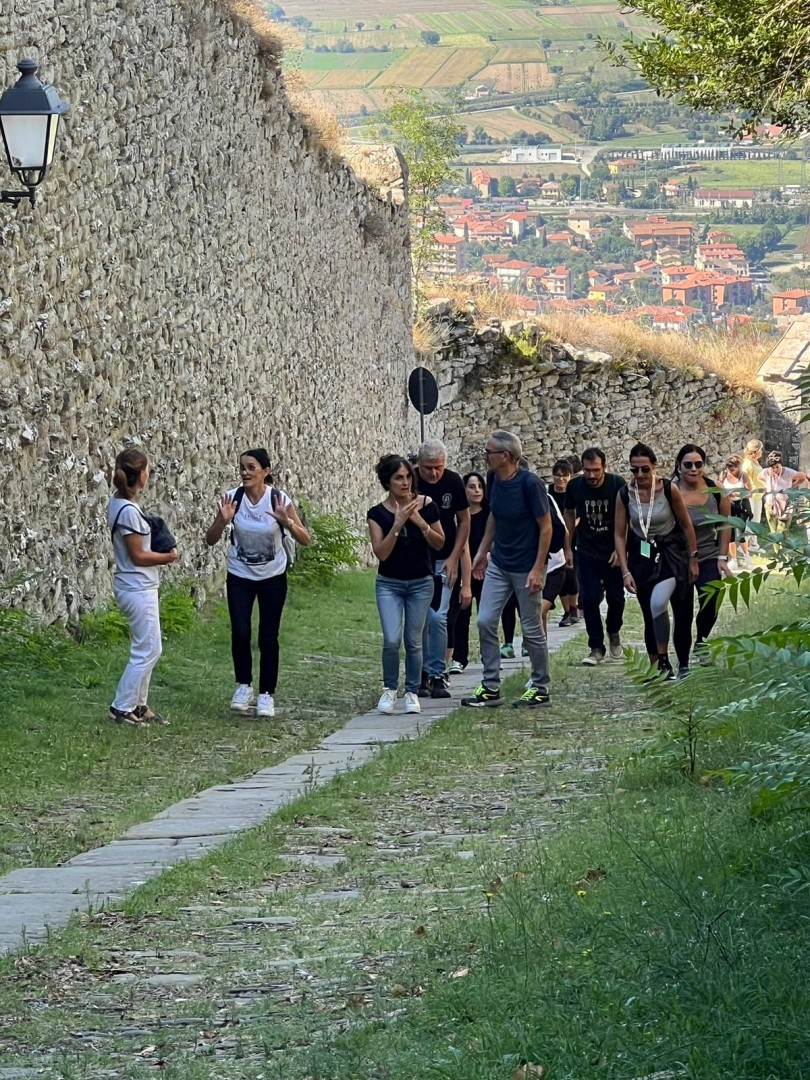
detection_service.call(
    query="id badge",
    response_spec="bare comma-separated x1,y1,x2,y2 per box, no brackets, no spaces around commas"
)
640,540,652,559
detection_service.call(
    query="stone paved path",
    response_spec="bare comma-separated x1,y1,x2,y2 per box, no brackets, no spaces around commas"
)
0,624,584,957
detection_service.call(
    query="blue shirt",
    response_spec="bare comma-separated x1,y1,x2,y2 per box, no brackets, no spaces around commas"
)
490,469,550,573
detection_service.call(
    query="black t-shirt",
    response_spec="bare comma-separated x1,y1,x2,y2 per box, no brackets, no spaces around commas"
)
549,487,567,515
468,507,489,560
565,472,626,560
416,469,469,561
367,501,440,580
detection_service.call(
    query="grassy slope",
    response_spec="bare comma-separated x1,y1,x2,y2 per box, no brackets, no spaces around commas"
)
0,573,380,875
0,584,808,1078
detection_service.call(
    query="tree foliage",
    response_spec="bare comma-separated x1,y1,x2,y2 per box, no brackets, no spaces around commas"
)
605,0,810,135
372,89,462,306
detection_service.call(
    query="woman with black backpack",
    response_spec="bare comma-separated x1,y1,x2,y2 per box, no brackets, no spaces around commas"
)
108,448,178,726
614,442,699,681
673,443,733,667
205,448,310,719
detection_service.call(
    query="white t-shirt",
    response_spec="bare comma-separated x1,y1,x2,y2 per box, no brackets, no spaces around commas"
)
760,467,799,519
226,486,292,581
108,497,159,592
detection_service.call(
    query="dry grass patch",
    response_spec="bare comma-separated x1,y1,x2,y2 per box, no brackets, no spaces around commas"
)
425,283,523,323
534,311,767,390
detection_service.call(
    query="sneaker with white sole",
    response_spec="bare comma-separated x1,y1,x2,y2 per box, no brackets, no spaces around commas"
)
256,693,275,718
582,648,605,666
448,660,465,674
377,688,397,715
230,684,255,712
608,634,623,661
404,692,421,714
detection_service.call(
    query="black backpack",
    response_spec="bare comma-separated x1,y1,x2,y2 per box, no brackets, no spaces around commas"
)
111,504,176,554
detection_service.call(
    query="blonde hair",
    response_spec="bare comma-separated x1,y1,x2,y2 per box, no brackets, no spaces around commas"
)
744,439,763,459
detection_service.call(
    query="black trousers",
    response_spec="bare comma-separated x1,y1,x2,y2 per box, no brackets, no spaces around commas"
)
226,572,288,694
578,552,625,652
451,577,484,668
501,591,519,642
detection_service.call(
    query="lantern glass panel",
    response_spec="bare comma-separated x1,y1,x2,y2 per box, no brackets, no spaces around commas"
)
1,113,49,169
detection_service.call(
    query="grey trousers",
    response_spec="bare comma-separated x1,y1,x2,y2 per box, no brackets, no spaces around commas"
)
477,560,549,693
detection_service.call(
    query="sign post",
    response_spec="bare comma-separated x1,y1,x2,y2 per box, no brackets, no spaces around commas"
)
407,366,439,444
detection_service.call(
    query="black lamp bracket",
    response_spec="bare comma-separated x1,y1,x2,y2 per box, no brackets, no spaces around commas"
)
0,189,35,206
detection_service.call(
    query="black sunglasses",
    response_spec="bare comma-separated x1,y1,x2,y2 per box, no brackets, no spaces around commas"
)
629,465,652,474
681,461,704,470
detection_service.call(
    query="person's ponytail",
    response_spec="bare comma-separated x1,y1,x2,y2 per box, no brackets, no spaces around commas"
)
113,449,148,498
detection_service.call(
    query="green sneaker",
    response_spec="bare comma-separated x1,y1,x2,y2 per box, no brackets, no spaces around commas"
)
511,687,551,709
500,643,515,659
461,685,503,708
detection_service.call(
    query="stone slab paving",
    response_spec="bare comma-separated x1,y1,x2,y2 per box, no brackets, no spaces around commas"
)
0,623,584,956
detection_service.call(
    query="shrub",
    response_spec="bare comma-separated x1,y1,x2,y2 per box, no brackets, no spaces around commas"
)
291,504,363,585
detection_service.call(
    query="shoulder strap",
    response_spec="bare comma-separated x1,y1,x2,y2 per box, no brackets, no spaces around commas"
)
110,502,148,535
233,486,246,510
110,504,128,535
662,477,673,506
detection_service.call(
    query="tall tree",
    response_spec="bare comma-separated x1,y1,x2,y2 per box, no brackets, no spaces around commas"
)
373,90,462,306
605,0,810,135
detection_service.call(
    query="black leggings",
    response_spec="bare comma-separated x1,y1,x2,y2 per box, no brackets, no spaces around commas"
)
631,557,692,667
672,558,722,660
451,577,484,667
226,572,288,694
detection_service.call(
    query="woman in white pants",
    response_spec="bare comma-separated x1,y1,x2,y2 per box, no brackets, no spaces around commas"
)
108,449,178,725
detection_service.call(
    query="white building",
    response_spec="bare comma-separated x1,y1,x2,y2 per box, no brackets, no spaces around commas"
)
500,145,563,164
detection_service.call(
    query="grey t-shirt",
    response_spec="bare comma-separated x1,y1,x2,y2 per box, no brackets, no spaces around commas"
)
108,497,159,592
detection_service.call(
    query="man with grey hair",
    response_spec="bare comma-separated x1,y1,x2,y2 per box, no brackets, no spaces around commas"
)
462,430,553,709
416,439,471,698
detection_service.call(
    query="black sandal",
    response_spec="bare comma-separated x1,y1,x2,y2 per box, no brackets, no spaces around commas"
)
134,705,169,726
108,706,141,726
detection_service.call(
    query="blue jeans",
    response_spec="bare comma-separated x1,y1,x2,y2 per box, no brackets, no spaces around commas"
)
477,561,549,693
375,575,434,693
422,558,453,678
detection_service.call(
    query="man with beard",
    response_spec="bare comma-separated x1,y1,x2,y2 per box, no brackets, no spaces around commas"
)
563,447,626,666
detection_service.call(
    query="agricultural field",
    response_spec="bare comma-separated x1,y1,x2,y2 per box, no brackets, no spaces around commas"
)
461,106,577,144
687,160,809,191
281,0,653,116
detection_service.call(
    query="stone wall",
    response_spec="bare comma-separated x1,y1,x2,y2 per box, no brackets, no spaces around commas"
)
0,1,412,620
426,309,766,478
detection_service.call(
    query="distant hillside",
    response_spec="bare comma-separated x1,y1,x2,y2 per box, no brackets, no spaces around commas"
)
276,0,653,118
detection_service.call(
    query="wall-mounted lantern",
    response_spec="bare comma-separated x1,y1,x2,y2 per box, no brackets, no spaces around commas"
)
0,58,69,207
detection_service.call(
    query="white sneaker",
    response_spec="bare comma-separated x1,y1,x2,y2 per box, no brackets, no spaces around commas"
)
256,693,275,718
404,692,421,714
377,688,397,715
230,684,255,712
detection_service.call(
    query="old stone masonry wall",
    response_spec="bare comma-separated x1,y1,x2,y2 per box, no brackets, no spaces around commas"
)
0,2,412,620
429,311,764,477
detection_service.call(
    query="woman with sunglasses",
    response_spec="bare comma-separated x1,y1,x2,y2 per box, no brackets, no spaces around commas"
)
717,454,752,569
614,443,699,680
673,444,733,667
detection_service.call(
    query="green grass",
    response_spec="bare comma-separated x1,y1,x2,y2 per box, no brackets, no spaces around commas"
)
298,50,402,71
0,572,380,875
688,159,809,191
1,581,808,1077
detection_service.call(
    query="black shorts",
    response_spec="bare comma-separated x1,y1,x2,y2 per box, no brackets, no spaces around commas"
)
543,566,566,605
